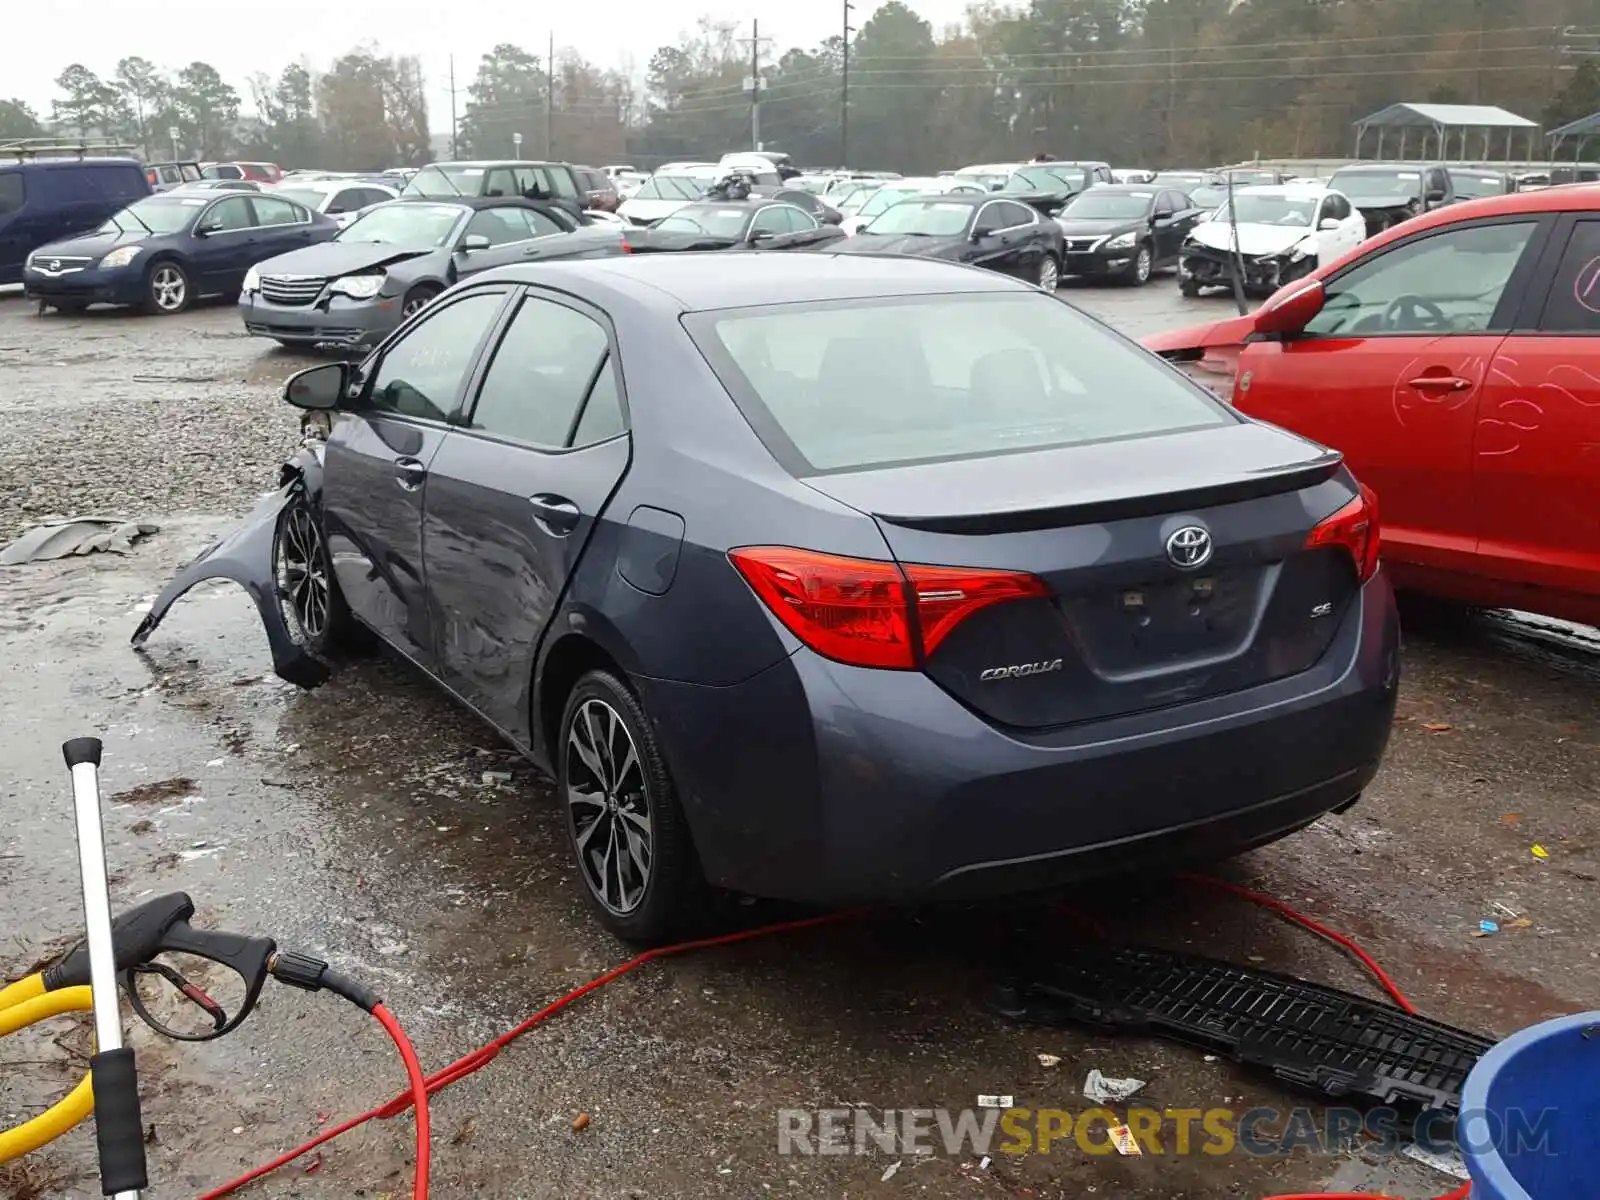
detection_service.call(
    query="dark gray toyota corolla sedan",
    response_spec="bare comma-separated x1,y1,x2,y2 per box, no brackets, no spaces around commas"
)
202,253,1403,942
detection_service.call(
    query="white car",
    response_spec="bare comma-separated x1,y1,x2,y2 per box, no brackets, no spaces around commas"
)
616,174,712,226
953,161,1029,192
840,176,989,235
271,179,399,227
1177,182,1366,297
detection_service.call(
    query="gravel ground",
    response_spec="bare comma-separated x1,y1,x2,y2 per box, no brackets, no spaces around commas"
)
1,282,1595,1200
0,298,313,542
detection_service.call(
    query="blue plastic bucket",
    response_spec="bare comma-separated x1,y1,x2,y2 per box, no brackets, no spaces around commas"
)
1458,1011,1599,1198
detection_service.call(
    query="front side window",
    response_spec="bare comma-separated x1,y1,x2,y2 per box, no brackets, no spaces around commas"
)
749,207,791,238
1303,220,1538,336
201,197,256,232
468,297,611,446
366,292,506,421
687,293,1233,474
465,207,536,246
1537,220,1600,333
328,189,365,214
250,196,306,226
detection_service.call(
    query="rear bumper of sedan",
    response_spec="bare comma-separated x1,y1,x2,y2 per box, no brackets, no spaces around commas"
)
640,571,1400,907
239,292,400,349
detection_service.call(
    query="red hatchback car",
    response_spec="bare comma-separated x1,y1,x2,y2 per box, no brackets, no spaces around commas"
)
1145,185,1600,628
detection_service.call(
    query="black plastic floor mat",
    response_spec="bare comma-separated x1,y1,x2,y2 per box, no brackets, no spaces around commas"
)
989,945,1494,1114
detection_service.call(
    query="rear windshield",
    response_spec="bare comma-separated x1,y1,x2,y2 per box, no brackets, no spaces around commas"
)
686,293,1233,474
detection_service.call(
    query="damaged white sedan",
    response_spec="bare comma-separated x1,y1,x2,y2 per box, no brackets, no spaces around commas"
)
1178,183,1366,298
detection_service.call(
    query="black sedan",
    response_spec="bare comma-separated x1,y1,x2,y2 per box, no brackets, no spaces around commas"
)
1054,185,1206,285
24,192,337,314
239,197,623,350
621,201,846,253
133,253,1399,944
834,193,1065,291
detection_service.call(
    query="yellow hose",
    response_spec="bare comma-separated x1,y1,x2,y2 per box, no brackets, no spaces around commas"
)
0,974,46,1014
0,984,97,1163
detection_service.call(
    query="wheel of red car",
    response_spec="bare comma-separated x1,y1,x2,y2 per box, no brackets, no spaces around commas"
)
559,668,703,945
144,260,191,315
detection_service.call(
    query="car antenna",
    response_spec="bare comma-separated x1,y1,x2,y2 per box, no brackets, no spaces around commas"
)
1225,170,1248,316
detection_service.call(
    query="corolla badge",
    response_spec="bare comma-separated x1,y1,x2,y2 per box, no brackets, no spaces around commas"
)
979,659,1063,682
1166,525,1214,569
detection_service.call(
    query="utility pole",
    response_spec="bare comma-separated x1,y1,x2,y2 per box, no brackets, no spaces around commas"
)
739,20,772,152
547,30,556,159
842,0,854,167
447,54,458,160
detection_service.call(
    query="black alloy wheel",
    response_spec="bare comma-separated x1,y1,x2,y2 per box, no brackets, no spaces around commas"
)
559,669,702,944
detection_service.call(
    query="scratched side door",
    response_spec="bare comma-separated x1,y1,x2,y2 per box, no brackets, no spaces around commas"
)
1472,214,1600,623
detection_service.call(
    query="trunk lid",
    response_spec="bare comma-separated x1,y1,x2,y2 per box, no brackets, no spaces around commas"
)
803,423,1360,730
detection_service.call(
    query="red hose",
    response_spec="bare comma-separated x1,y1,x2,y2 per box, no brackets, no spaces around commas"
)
196,881,1466,1200
195,909,861,1197
1180,874,1416,1013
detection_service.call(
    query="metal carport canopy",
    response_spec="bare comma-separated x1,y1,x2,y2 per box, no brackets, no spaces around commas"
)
1548,110,1600,139
1352,103,1539,161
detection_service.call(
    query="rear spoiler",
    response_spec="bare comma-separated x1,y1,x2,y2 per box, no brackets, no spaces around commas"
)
873,455,1343,534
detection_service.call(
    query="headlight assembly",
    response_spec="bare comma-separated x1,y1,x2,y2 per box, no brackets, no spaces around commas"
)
1103,231,1137,251
329,274,385,300
99,246,143,269
242,266,260,292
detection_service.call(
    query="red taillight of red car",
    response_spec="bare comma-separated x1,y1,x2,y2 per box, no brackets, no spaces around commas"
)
1304,483,1380,583
728,547,1048,669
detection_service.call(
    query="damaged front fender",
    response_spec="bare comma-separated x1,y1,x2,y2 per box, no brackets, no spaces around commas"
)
131,449,330,689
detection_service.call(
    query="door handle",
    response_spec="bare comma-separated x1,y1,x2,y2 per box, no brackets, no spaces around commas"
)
394,457,427,490
1406,375,1473,392
529,493,581,536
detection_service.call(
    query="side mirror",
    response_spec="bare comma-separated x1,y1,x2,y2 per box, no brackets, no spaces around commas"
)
749,230,773,243
460,233,491,253
194,223,218,237
284,362,350,410
1424,187,1446,203
1319,218,1341,231
1252,280,1325,337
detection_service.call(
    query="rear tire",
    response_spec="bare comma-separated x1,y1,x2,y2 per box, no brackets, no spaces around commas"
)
559,669,703,945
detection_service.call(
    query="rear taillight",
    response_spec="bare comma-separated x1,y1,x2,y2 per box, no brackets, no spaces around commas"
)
1305,483,1380,583
728,547,1048,670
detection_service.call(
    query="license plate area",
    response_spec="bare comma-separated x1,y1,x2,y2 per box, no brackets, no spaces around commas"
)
1059,566,1262,675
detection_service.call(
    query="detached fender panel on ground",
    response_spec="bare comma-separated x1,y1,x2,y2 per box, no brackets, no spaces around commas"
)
130,482,330,689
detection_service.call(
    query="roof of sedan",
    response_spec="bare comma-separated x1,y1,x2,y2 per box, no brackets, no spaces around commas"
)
480,251,1026,309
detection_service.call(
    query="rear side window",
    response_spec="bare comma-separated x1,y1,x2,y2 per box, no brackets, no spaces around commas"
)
1537,220,1600,333
468,297,611,446
0,172,25,215
686,293,1233,474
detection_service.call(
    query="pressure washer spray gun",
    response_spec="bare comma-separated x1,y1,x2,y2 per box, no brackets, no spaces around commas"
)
0,738,431,1198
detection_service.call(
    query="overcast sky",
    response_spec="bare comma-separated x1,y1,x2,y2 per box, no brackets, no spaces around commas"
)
16,0,973,135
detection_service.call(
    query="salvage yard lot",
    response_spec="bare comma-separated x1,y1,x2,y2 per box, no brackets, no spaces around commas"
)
1,288,1597,1198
